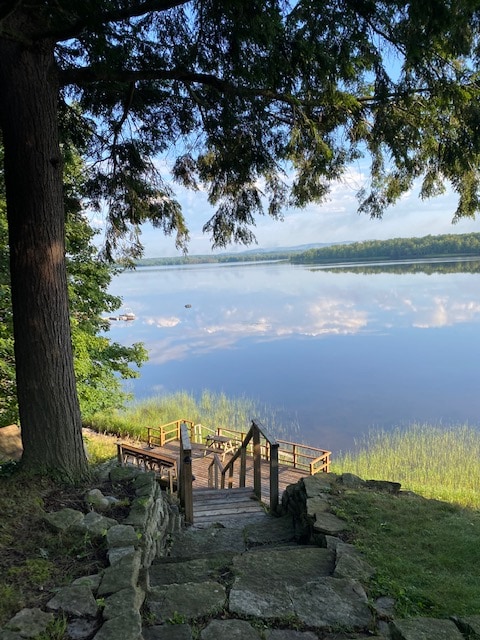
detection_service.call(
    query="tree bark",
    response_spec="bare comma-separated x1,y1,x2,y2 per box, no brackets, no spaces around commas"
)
0,28,89,482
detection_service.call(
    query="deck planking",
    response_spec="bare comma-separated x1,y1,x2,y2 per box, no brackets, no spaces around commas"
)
141,440,307,504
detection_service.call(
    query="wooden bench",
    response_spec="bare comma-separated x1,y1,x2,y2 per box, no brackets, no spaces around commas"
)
117,443,178,492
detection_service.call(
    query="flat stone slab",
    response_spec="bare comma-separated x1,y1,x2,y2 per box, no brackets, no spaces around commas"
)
147,581,226,623
142,625,192,640
229,547,335,619
290,577,372,630
168,526,247,559
200,619,262,639
303,474,337,497
243,515,296,548
149,554,234,587
390,617,465,640
312,512,349,535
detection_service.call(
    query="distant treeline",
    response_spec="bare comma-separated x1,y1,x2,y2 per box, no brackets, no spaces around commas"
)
292,233,480,264
136,233,480,267
136,250,299,267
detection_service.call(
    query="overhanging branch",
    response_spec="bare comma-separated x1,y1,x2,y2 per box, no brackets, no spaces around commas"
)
40,0,189,42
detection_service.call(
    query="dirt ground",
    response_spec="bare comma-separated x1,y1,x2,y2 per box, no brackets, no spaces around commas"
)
0,424,22,461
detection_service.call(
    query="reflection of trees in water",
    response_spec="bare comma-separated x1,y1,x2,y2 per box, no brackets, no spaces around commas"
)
319,259,480,276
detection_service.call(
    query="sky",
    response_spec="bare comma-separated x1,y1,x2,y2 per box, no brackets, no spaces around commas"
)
94,163,480,259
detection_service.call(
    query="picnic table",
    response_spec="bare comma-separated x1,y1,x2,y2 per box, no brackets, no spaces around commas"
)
204,434,239,461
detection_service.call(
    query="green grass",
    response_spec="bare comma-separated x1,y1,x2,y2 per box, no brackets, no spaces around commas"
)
331,423,480,508
329,422,480,618
331,488,480,617
86,390,300,442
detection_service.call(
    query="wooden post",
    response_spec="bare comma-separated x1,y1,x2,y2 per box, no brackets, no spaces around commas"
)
240,445,247,488
270,443,279,514
117,443,123,466
179,422,194,525
253,423,261,501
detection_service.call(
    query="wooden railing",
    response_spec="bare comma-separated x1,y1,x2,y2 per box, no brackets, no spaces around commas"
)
146,419,194,448
147,419,331,475
221,419,280,514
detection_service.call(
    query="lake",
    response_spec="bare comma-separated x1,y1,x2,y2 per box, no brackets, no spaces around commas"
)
106,259,480,454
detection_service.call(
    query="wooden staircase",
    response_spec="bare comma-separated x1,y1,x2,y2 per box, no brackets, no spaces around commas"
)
192,487,268,528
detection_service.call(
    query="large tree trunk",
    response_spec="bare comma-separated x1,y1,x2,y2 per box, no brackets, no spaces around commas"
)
0,29,89,482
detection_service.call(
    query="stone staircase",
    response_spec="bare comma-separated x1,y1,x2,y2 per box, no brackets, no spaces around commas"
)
142,504,379,639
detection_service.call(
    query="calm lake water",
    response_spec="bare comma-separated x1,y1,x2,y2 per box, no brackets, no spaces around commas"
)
107,259,480,454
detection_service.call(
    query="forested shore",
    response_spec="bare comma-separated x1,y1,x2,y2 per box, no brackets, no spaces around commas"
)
136,233,480,267
292,232,480,264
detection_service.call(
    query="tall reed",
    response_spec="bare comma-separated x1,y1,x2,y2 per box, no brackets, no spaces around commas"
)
86,390,299,442
331,423,480,508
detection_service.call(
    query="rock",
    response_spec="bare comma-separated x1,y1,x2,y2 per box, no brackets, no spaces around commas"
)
108,546,136,565
67,618,100,640
4,608,54,638
142,625,193,640
243,514,296,547
312,512,349,535
106,524,139,548
85,489,111,512
102,586,145,621
200,619,262,639
333,541,376,581
146,582,226,623
43,508,84,532
366,480,401,494
71,574,102,591
390,617,465,639
306,495,330,519
303,474,337,497
337,473,366,489
374,596,396,619
149,554,234,587
76,511,118,538
229,547,334,619
97,549,142,596
46,584,99,618
109,466,140,483
291,577,372,630
92,612,142,640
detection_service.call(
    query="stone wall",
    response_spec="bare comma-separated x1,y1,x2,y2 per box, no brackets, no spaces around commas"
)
0,467,181,640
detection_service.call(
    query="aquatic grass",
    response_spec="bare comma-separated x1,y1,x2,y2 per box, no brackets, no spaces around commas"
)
331,423,480,508
86,390,300,443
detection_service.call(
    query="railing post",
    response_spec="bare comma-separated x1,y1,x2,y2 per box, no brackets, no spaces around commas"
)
240,445,247,488
253,422,261,501
179,422,194,525
270,443,279,514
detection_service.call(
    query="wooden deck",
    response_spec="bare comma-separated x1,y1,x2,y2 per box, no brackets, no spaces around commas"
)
144,440,307,505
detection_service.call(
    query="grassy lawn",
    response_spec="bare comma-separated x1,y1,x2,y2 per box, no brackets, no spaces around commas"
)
331,487,480,617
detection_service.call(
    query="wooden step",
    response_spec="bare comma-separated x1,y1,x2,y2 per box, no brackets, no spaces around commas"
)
192,487,267,528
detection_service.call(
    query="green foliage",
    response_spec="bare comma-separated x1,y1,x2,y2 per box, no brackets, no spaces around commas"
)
331,423,480,508
293,232,480,265
11,0,479,257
